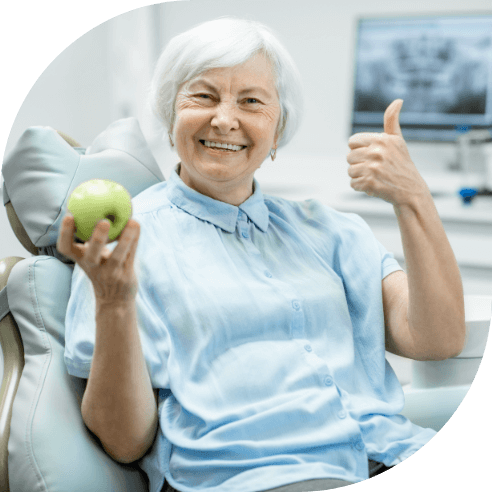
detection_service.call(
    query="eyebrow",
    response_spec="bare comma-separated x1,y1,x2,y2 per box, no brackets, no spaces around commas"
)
187,79,275,99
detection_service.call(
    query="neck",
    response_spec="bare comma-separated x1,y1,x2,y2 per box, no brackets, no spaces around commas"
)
177,164,254,206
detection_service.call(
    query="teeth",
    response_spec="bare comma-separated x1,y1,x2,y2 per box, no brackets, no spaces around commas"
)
203,140,244,151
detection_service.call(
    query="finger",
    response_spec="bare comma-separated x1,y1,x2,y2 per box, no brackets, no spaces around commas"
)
346,148,368,165
348,132,381,150
56,214,75,255
347,163,366,179
350,176,372,194
84,220,111,264
56,214,84,261
384,99,403,136
125,220,140,267
110,220,140,265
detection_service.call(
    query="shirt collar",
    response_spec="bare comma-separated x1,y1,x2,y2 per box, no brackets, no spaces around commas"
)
166,165,269,233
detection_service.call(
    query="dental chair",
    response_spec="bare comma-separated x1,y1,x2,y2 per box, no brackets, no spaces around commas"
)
0,118,165,492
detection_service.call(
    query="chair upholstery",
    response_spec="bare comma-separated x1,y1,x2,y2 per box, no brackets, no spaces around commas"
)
0,118,165,491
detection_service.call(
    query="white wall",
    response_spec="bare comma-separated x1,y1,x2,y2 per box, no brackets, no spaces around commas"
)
1,0,491,259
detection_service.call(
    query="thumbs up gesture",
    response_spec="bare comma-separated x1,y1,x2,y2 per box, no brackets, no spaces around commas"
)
347,99,430,207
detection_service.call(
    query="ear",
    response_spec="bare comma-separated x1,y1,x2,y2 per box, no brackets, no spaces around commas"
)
273,131,279,150
274,111,284,149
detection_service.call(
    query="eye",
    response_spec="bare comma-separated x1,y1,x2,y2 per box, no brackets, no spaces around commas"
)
246,98,259,104
193,93,215,104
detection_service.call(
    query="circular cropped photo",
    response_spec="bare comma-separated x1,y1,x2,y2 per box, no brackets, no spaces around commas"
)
2,2,491,492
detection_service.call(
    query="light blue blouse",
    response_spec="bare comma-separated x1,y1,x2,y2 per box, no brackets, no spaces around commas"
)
64,166,436,492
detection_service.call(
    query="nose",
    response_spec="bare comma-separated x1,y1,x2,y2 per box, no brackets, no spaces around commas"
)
211,100,239,134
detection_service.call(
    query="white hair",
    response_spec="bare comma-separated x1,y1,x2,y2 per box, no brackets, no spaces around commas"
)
149,17,304,148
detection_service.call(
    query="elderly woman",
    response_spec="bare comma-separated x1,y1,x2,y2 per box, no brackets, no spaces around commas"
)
58,17,466,492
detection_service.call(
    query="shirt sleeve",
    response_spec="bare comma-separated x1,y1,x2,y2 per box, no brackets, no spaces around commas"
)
334,208,403,281
377,239,404,280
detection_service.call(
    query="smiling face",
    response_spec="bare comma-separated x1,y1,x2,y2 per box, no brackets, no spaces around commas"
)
172,53,281,205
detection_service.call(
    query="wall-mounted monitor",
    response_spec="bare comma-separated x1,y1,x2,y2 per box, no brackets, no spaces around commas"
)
351,13,492,141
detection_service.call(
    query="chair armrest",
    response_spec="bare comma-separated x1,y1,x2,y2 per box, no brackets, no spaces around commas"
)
0,256,26,492
0,312,25,492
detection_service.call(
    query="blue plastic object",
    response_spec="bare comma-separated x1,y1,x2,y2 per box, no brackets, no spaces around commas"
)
458,187,478,205
455,125,470,134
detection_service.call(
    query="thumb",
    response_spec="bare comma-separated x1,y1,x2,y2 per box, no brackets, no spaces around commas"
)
384,99,403,136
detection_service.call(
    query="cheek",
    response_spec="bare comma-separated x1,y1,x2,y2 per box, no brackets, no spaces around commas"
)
249,126,272,147
260,107,281,140
248,114,279,148
174,112,207,144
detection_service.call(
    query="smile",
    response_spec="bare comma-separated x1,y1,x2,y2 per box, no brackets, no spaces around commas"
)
200,140,247,152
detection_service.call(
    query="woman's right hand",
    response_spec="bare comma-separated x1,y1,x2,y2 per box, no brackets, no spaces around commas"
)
56,214,141,306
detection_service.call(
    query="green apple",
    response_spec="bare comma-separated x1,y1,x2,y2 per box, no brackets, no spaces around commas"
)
67,179,132,242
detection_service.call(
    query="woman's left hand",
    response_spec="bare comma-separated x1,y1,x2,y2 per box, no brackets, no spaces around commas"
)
346,99,430,207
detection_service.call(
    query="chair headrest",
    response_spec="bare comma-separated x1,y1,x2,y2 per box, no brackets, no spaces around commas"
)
2,118,165,252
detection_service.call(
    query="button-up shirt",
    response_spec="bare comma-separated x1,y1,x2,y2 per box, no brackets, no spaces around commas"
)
64,166,436,492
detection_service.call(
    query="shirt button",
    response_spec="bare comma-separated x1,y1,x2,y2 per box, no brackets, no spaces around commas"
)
354,439,364,451
304,344,312,352
337,410,347,419
292,300,301,310
265,271,273,278
324,376,333,387
241,231,248,238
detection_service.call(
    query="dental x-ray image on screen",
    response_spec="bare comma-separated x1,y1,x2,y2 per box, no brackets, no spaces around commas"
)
351,14,492,141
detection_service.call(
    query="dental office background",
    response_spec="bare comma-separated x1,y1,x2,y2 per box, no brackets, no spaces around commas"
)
1,0,491,490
